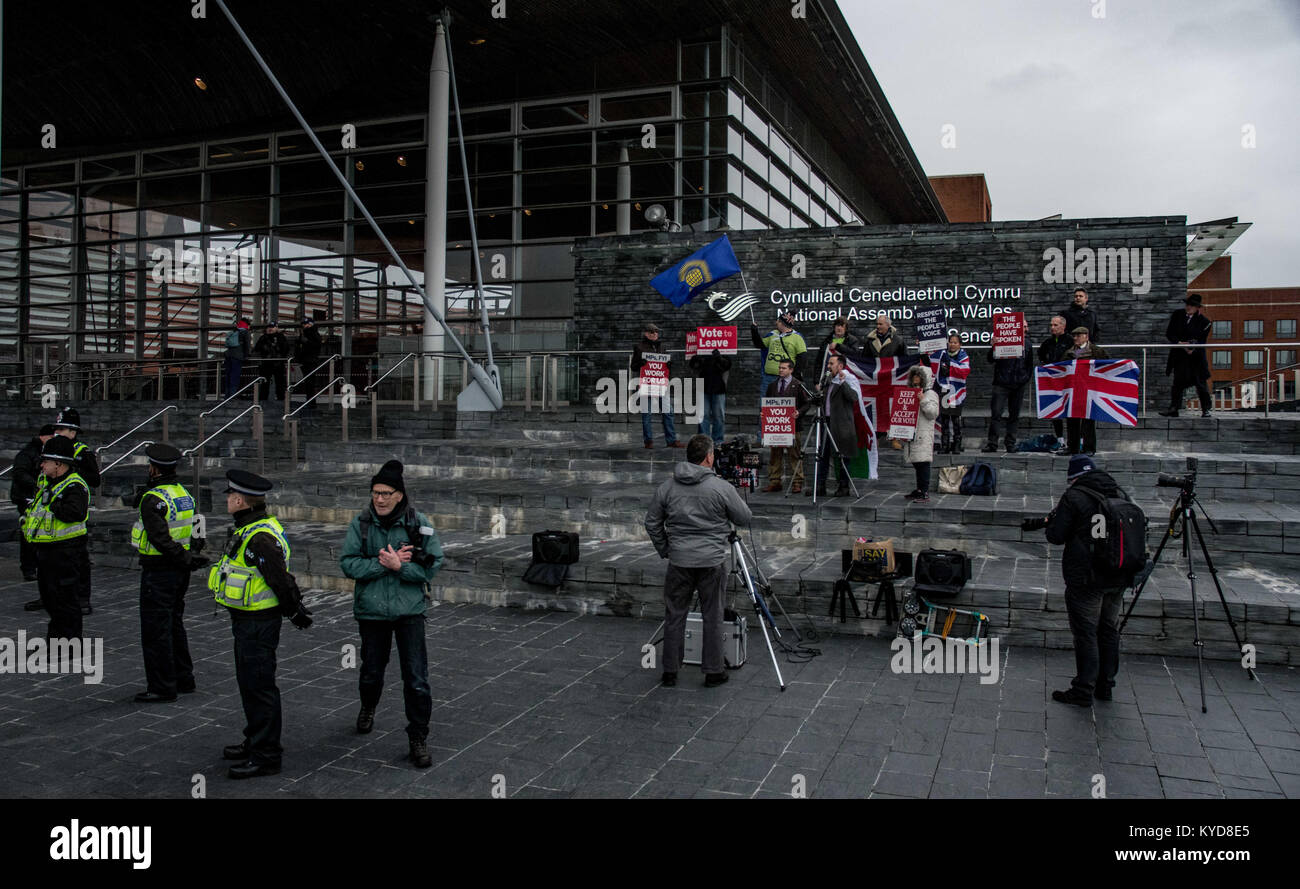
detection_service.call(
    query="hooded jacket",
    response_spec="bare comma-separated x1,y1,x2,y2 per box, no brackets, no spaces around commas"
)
10,436,44,508
340,502,445,621
1063,303,1101,343
1044,469,1135,588
645,460,752,568
902,364,940,465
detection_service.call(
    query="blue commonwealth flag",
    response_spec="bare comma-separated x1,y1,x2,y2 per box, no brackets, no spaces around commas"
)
650,235,741,308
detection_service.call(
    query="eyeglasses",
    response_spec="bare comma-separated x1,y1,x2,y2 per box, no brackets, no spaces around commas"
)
371,489,399,499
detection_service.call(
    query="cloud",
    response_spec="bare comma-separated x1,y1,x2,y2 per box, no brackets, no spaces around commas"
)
988,62,1075,91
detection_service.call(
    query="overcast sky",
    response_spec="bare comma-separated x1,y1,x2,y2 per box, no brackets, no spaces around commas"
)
844,0,1300,288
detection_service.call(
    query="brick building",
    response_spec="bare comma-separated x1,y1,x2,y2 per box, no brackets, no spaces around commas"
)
928,174,992,223
1189,256,1300,406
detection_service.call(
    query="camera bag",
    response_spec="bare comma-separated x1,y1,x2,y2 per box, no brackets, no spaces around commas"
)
532,530,579,565
913,549,972,598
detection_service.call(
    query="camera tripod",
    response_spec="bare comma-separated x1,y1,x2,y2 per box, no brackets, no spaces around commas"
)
646,531,787,691
1120,482,1255,713
792,378,858,504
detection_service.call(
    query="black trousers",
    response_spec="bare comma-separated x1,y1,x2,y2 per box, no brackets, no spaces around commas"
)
76,543,92,607
986,383,1027,446
1066,418,1097,454
230,614,283,767
1064,584,1124,696
140,564,195,696
358,616,432,741
261,360,288,402
816,441,852,490
1169,376,1211,413
662,563,728,675
36,539,84,639
19,535,36,577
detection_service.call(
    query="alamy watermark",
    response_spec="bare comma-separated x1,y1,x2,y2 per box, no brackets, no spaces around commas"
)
1042,240,1151,295
594,373,705,424
150,240,261,293
890,633,1000,685
0,632,104,684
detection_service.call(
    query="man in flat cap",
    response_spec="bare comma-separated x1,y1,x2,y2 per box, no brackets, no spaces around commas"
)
1054,328,1110,457
132,444,207,704
21,435,90,641
10,423,55,583
1160,293,1213,418
210,469,312,779
632,322,682,448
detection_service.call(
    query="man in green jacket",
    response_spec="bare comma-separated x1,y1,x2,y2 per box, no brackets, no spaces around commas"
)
339,460,444,768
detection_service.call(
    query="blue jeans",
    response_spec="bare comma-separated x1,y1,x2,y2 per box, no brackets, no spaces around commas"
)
223,356,243,397
1064,584,1124,696
642,390,677,444
358,616,432,741
701,393,726,443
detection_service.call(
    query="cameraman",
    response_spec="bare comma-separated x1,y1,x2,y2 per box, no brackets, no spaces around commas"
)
645,434,753,689
1025,455,1130,707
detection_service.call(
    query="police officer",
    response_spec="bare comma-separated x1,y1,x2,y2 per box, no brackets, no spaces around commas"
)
211,469,312,779
10,424,56,582
133,444,208,704
22,436,90,641
24,407,101,615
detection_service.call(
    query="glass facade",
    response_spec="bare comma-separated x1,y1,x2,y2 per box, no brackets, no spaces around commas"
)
0,28,869,372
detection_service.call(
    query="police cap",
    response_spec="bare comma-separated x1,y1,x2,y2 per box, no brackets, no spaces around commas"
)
224,469,273,496
54,406,80,430
146,443,183,467
40,436,78,463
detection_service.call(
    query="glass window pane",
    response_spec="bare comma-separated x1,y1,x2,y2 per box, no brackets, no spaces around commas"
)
1276,350,1296,366
742,173,766,218
356,118,425,147
1211,351,1231,368
1243,350,1263,368
1277,319,1296,337
743,136,766,178
682,88,725,120
1244,320,1263,339
769,132,790,168
1212,320,1231,338
453,107,513,137
208,137,270,166
681,40,720,80
522,132,592,171
769,199,790,228
144,145,201,174
521,100,590,130
599,92,672,123
742,102,768,144
26,164,76,188
790,152,809,185
82,154,138,181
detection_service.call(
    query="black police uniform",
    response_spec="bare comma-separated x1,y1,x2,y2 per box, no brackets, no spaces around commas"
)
134,444,204,703
217,470,312,778
27,436,89,640
52,407,100,614
10,428,51,581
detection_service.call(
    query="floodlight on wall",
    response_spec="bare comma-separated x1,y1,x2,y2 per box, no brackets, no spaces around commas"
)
194,77,208,90
396,155,408,167
355,160,365,171
644,203,682,232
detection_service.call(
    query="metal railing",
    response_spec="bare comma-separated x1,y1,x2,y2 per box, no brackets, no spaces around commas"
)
100,439,154,476
95,405,177,456
365,352,438,440
284,376,346,460
184,404,264,491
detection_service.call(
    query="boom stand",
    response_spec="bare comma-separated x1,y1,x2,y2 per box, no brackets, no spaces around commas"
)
1120,485,1255,713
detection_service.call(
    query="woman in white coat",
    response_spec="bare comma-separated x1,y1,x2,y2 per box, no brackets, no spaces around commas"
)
902,364,940,503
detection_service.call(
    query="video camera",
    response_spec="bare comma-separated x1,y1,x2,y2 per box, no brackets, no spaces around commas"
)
1157,456,1199,491
1021,515,1049,532
714,436,762,488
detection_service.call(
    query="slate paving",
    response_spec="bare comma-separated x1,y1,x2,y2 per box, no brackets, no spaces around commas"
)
1,557,1297,799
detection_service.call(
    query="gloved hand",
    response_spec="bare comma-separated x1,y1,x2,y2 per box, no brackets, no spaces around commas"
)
1021,516,1048,532
289,605,313,630
186,553,211,572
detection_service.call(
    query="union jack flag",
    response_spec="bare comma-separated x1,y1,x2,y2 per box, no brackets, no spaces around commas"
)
1036,359,1140,427
838,353,924,478
928,349,970,409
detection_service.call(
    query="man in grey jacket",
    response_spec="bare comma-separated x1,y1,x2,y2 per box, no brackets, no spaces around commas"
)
645,434,753,689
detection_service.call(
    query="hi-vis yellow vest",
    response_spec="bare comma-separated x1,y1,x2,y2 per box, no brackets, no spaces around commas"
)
210,517,290,612
22,472,89,543
131,483,195,555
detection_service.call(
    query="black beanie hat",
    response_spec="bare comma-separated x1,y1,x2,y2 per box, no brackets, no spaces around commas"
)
370,459,405,494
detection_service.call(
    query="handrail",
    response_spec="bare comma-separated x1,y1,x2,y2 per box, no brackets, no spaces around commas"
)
200,377,266,418
365,353,416,393
5,356,224,386
287,354,341,392
0,465,11,478
95,405,177,456
101,440,154,476
285,377,345,420
183,405,262,456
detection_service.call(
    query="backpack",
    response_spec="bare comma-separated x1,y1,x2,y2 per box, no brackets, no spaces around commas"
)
225,330,241,349
1015,433,1059,453
959,462,997,496
1076,486,1148,579
356,506,425,558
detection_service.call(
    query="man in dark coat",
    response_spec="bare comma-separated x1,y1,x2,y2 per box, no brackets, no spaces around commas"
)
815,353,860,497
982,318,1034,453
10,424,55,582
1054,329,1110,457
295,318,323,412
1035,455,1138,706
1159,293,1213,418
687,348,731,445
764,358,808,493
1062,288,1101,342
1038,315,1073,447
812,316,865,381
253,321,292,404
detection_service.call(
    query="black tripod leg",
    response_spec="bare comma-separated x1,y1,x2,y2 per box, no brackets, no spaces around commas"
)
1188,510,1257,682
1180,506,1209,714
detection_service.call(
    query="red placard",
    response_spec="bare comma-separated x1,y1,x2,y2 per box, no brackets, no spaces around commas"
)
761,397,797,447
684,331,698,359
888,387,920,440
993,312,1025,359
695,325,738,355
640,352,670,396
